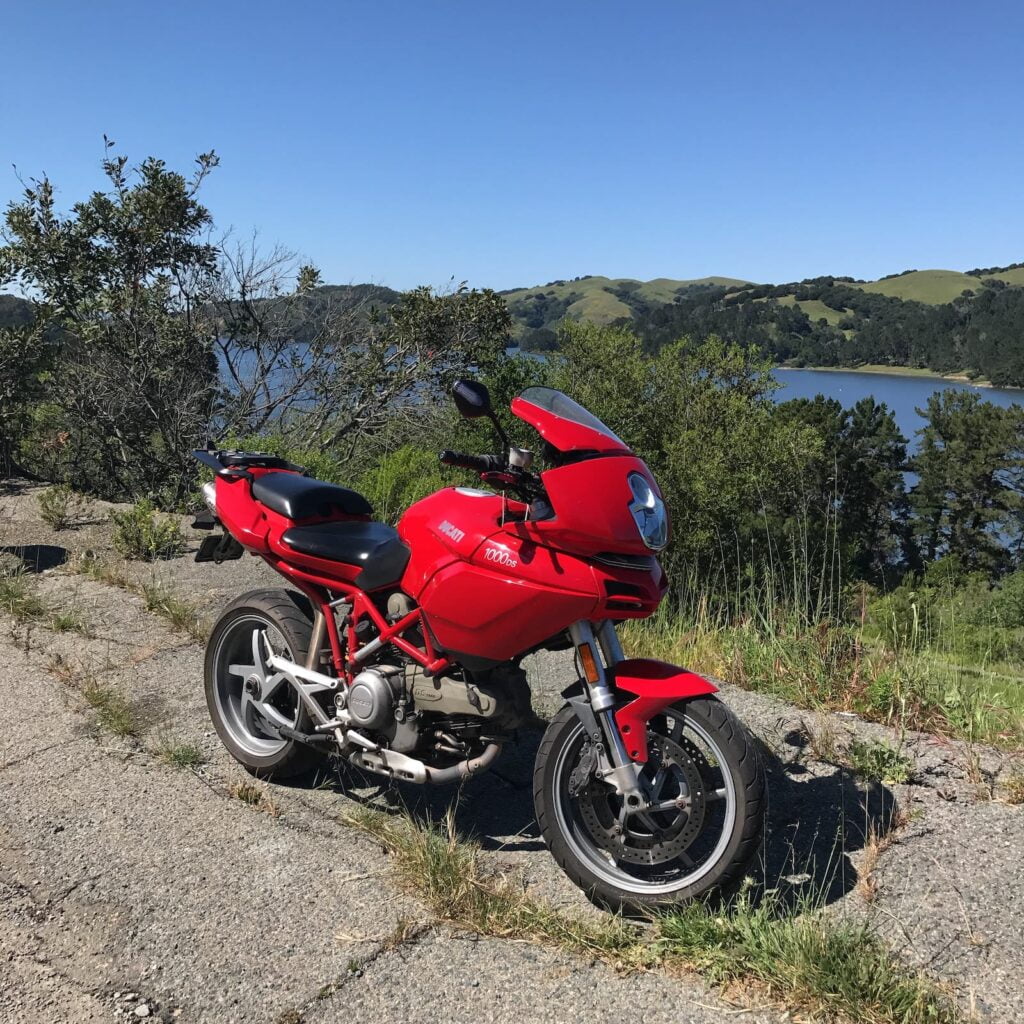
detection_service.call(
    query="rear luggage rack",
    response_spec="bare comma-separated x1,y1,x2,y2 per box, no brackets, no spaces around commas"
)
193,448,306,478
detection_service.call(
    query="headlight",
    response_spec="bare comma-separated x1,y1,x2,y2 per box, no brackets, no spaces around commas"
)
627,472,668,551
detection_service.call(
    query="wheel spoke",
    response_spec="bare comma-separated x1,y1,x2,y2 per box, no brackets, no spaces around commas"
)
256,699,293,732
261,671,287,702
228,663,255,678
252,628,268,677
647,766,668,801
706,787,728,803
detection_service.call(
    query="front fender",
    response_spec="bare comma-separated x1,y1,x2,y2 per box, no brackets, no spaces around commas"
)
611,659,717,763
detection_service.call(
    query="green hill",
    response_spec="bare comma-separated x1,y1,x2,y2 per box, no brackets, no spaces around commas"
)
852,270,985,304
501,275,751,331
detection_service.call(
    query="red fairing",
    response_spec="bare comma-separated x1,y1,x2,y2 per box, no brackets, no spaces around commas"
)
612,660,718,763
511,455,667,558
398,488,664,660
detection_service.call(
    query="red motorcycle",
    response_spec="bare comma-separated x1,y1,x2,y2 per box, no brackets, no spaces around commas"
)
193,382,763,911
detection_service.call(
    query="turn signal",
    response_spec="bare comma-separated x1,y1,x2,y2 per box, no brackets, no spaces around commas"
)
577,643,600,683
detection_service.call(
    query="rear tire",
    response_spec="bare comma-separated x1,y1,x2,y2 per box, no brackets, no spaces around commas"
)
205,589,318,780
534,695,764,914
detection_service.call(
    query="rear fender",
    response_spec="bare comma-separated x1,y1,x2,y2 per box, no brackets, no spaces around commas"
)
611,659,717,763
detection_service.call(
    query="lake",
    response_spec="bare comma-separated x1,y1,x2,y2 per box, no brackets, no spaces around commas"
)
772,368,1023,446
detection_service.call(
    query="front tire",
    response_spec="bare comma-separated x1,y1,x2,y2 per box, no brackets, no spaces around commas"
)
534,695,763,914
205,589,317,779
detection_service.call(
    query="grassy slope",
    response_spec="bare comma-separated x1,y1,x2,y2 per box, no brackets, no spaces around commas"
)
852,269,984,304
759,294,851,326
503,275,751,325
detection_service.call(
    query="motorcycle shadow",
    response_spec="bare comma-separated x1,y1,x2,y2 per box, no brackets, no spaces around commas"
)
325,725,899,911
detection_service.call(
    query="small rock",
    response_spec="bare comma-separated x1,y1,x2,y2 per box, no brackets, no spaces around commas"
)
134,1004,151,1018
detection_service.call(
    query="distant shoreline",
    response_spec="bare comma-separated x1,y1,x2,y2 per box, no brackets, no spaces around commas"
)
774,363,1018,390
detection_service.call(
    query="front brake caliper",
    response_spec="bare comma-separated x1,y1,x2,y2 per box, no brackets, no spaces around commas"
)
569,744,598,797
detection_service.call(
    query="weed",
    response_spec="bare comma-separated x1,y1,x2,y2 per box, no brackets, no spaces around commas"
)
229,779,280,816
81,681,141,737
154,734,206,768
1000,767,1024,805
806,715,841,763
657,888,955,1024
38,484,93,530
0,572,49,624
49,608,92,635
75,552,132,588
142,581,208,640
343,807,958,1023
112,500,185,561
846,740,914,784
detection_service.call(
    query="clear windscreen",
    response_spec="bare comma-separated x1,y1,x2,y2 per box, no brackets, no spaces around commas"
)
517,387,625,446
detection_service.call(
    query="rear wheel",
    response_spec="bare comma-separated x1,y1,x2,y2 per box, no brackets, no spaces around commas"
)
205,589,317,779
534,695,763,913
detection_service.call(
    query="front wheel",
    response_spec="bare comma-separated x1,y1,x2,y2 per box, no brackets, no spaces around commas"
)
534,695,764,913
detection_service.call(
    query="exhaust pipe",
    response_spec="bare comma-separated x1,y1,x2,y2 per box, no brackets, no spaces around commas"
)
349,741,502,785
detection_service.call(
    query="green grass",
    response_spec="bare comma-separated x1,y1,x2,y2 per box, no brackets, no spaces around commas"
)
852,270,984,305
846,740,914,785
81,680,142,737
990,267,1024,287
0,572,50,624
141,581,209,641
154,734,207,768
778,295,850,326
344,807,958,1023
622,599,1024,750
503,275,752,327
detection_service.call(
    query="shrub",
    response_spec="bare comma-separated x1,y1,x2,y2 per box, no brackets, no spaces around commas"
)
847,739,913,785
358,445,446,524
112,500,185,561
38,483,93,530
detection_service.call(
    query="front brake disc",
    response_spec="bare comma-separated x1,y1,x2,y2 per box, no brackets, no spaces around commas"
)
576,732,708,866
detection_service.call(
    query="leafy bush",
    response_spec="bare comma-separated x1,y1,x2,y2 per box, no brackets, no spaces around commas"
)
38,483,93,530
846,739,913,784
112,500,185,561
358,445,446,524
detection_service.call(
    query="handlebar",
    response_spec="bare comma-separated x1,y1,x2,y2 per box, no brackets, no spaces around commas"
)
438,450,503,473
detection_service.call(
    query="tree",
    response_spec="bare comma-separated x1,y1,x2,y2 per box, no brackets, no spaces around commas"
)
545,323,822,597
837,397,909,581
211,256,512,470
911,391,1024,576
1,140,220,503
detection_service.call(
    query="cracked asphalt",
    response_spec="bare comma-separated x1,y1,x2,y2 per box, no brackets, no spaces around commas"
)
2,482,1023,1022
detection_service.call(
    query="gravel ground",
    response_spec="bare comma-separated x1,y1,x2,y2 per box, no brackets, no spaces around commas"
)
1,481,1023,1022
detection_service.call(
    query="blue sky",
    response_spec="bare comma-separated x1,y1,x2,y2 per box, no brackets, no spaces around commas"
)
2,1,1022,290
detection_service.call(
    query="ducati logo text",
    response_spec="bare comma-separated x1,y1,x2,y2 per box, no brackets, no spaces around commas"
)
438,520,465,543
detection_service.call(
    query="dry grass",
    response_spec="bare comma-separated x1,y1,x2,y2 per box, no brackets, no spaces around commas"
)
229,778,280,816
141,581,209,641
81,679,143,738
154,733,207,769
75,553,210,641
999,767,1024,805
343,806,959,1024
0,572,50,625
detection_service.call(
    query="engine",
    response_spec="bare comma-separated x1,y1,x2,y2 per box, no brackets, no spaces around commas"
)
339,661,533,756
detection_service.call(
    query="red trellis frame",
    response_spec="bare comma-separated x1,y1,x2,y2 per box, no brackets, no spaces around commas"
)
265,556,450,682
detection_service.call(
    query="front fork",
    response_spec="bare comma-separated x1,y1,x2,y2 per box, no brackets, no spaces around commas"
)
568,620,646,804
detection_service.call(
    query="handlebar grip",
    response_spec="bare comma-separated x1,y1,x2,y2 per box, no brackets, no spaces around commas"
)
439,450,501,472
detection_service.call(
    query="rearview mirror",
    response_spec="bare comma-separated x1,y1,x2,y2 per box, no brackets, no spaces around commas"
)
452,379,492,419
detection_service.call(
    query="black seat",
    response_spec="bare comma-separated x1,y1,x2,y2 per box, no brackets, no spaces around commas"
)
281,521,410,591
252,472,372,520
